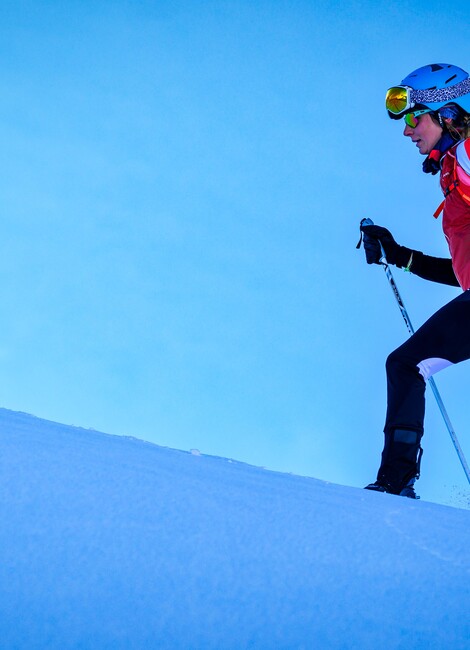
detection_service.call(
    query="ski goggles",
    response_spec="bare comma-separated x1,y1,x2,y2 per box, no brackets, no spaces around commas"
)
386,77,470,118
385,86,416,117
403,109,431,128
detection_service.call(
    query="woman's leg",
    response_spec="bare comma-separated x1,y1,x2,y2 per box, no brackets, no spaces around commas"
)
374,290,470,494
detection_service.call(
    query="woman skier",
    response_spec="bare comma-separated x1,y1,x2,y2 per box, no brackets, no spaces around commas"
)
360,63,470,498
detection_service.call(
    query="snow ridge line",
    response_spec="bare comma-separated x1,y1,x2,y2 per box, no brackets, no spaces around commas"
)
384,509,470,571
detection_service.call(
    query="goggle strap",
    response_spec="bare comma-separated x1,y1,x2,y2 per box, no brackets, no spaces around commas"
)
411,77,470,104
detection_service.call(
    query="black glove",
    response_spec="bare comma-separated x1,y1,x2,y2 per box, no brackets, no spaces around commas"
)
360,224,411,267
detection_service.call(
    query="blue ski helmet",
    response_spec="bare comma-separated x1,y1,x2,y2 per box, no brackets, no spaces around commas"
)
386,63,470,119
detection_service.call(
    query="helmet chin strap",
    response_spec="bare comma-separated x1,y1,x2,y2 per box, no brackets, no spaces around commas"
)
422,131,457,175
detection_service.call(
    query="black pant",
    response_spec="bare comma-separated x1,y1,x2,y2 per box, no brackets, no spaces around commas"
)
377,290,470,492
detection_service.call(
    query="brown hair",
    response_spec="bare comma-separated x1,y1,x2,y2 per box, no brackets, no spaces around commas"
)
441,104,470,140
460,115,470,139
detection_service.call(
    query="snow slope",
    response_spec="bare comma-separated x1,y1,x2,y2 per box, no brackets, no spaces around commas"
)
0,407,469,650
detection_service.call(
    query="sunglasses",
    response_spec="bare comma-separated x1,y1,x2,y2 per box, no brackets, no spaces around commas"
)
403,109,431,128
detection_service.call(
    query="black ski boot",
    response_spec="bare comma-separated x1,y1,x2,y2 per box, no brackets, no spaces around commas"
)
364,478,420,498
366,428,423,497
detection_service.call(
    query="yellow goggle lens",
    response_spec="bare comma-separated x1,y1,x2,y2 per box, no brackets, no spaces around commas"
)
385,86,409,114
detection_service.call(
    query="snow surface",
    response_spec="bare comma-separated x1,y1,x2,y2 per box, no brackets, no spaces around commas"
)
1,407,469,650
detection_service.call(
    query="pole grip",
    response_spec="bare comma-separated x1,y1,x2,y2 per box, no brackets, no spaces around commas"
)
360,217,374,227
360,218,387,262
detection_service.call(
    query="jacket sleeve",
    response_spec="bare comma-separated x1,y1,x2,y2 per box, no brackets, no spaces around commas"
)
400,248,460,287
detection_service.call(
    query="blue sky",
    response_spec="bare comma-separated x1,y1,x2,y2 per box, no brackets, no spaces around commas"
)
1,0,469,506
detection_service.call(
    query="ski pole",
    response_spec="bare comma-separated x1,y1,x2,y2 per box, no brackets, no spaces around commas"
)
360,218,470,486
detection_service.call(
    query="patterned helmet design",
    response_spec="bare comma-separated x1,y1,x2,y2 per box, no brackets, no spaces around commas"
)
401,63,470,114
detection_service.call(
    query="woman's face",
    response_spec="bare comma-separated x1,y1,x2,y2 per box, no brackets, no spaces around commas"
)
403,113,443,155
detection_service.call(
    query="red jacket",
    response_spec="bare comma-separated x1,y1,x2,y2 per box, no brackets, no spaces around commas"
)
440,139,470,290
